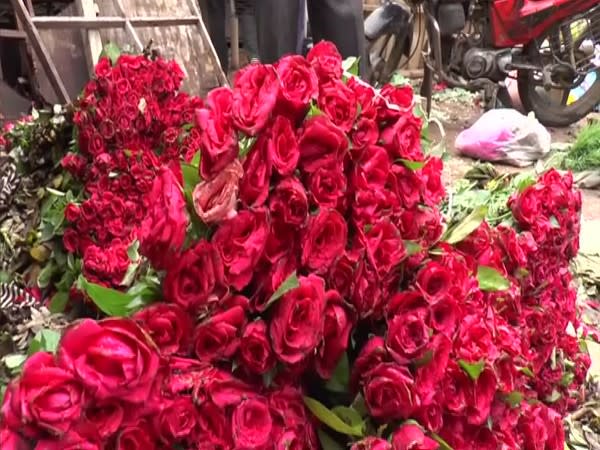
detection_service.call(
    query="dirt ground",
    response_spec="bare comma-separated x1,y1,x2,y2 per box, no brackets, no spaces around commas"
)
429,93,600,221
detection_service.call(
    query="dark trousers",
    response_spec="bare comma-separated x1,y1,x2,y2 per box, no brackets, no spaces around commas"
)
255,0,365,72
199,0,259,73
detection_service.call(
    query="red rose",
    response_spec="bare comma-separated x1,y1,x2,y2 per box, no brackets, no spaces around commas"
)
34,429,100,450
139,167,189,269
455,314,499,363
354,145,391,189
351,258,384,319
315,290,354,379
360,219,406,277
192,159,244,224
318,79,358,132
269,177,309,226
61,153,87,178
386,309,431,363
115,419,156,450
57,319,160,404
270,275,327,364
274,428,319,450
350,336,389,392
307,165,347,208
307,40,343,82
269,385,310,428
63,228,80,254
238,320,276,374
415,262,453,305
133,303,193,356
196,87,238,180
64,204,81,223
0,426,29,450
391,424,439,450
351,437,392,450
240,138,272,207
264,225,298,264
429,297,459,336
351,118,379,155
298,115,347,173
518,404,565,450
377,83,414,123
276,54,319,118
381,114,423,162
155,397,198,443
327,250,360,299
82,401,124,440
212,208,269,290
420,157,445,206
363,363,419,420
231,63,279,135
2,352,84,437
82,243,130,287
193,305,247,362
232,397,273,448
267,116,300,176
163,240,224,313
301,209,348,272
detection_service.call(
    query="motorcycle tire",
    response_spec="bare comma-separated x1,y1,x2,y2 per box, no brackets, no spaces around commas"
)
366,33,405,86
517,43,600,128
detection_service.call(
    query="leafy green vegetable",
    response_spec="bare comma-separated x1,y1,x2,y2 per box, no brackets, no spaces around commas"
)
563,121,600,171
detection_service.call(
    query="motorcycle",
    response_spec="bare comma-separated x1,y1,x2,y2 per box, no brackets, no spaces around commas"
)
365,0,600,127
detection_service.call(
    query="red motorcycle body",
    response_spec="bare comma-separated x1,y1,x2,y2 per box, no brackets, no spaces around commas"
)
490,0,599,47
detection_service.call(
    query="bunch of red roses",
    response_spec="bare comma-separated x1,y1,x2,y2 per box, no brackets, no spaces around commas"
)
0,43,591,450
60,54,203,287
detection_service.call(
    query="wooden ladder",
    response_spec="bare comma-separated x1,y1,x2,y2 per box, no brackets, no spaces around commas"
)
7,0,228,104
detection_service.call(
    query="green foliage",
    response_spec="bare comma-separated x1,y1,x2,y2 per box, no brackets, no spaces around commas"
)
265,271,299,309
563,121,600,171
477,265,510,292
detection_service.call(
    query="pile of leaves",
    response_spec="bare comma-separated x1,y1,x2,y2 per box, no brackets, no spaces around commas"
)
563,121,600,173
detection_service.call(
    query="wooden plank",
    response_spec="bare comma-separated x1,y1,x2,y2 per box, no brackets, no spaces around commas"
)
75,0,103,77
31,16,202,28
0,29,26,38
114,0,143,51
10,0,70,102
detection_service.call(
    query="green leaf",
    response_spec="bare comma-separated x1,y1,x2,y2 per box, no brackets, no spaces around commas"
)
37,261,56,289
325,352,350,393
404,240,422,256
3,354,26,370
102,42,121,65
307,101,322,118
238,136,257,159
561,372,575,387
545,390,561,403
520,366,535,378
127,240,140,261
391,72,410,86
477,265,510,292
265,271,299,309
77,276,154,317
332,406,364,429
49,290,69,314
399,159,425,171
505,391,523,408
458,359,485,380
317,429,345,450
549,215,560,229
190,151,201,167
303,397,364,437
443,205,488,244
28,329,61,355
181,162,201,197
431,433,454,450
342,56,360,76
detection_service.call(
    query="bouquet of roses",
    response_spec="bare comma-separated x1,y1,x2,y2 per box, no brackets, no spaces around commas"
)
0,42,591,450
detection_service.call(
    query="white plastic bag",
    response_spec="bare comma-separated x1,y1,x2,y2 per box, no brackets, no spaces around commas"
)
455,109,551,167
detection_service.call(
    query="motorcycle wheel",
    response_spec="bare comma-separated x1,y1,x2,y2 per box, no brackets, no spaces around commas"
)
366,33,405,86
517,24,600,127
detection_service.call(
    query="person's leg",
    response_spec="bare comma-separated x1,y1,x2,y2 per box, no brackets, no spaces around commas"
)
199,0,229,72
306,0,366,73
255,0,299,63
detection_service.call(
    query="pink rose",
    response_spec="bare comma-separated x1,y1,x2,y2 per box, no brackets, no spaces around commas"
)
192,159,244,224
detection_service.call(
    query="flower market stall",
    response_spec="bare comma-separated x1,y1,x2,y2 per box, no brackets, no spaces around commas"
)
0,42,595,449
